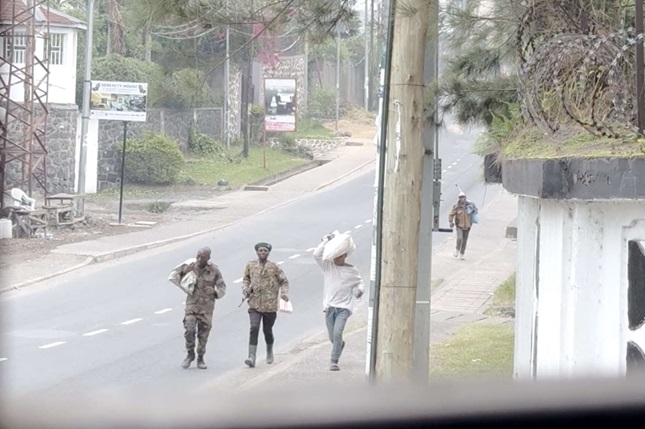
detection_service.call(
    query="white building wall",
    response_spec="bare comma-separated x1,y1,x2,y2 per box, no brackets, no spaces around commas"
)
48,27,78,104
515,196,645,380
0,26,79,105
514,196,539,379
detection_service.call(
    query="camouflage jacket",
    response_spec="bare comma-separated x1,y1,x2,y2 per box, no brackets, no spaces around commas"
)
242,260,289,313
184,262,227,320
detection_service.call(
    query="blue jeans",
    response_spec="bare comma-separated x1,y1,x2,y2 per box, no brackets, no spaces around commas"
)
325,307,350,364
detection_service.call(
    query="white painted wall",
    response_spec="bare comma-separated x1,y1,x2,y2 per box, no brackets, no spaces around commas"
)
0,25,79,105
514,196,645,380
513,196,539,379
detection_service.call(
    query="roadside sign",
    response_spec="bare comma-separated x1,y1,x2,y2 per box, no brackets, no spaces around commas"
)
264,78,296,132
89,81,148,122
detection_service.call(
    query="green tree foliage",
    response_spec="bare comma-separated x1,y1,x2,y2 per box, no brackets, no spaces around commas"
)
90,54,221,108
68,0,361,114
156,68,223,109
438,0,627,128
438,0,521,127
92,53,162,82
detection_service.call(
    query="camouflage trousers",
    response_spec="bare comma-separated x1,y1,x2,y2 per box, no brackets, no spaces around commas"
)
184,313,212,356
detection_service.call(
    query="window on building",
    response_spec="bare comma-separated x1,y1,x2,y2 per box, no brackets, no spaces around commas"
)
627,240,645,375
48,33,65,65
3,32,27,64
628,240,645,330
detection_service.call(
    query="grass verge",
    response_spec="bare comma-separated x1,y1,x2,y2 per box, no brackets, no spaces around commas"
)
183,147,308,187
88,147,309,199
430,322,515,379
500,127,645,160
485,273,516,317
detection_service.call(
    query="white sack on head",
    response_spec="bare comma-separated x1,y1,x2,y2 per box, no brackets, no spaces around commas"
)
323,232,356,261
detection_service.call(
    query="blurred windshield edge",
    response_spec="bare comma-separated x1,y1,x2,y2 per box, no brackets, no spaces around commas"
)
2,376,645,428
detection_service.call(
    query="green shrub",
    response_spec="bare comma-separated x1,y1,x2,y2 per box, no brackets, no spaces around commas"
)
249,104,265,143
124,133,185,185
308,87,336,119
188,127,226,157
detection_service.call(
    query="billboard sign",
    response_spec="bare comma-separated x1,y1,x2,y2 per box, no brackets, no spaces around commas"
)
90,81,148,122
264,78,296,132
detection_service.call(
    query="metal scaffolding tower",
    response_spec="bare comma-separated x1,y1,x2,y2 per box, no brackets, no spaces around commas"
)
0,0,50,208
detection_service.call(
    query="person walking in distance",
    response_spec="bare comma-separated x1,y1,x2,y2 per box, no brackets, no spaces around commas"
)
180,247,227,369
242,242,290,368
449,192,478,260
313,232,364,371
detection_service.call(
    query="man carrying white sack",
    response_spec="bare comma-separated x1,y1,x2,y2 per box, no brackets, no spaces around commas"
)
313,231,365,371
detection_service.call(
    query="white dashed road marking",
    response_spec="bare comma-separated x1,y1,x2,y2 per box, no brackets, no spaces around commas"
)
305,247,316,252
39,342,66,349
83,329,108,337
364,219,371,224
154,308,172,315
233,278,243,284
288,254,300,259
277,261,285,265
0,358,8,362
121,318,143,326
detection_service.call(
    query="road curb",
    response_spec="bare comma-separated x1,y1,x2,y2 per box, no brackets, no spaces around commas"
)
314,158,375,192
0,256,95,294
3,151,379,292
90,224,243,264
4,162,377,291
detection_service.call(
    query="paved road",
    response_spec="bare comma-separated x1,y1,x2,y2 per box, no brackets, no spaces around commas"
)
0,120,498,400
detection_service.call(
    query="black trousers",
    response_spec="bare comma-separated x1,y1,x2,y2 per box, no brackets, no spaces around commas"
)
248,309,277,346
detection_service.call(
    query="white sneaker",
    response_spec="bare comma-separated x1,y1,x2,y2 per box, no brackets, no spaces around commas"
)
453,250,459,258
459,254,465,260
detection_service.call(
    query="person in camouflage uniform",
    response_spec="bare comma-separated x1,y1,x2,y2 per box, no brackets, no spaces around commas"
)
180,247,227,369
241,242,290,367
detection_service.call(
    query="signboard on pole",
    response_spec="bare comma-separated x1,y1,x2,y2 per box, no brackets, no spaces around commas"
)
264,78,296,132
89,81,148,122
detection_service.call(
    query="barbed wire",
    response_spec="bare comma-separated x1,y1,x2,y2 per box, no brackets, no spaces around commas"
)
519,29,644,138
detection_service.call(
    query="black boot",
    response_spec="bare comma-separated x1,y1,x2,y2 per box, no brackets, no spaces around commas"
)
244,345,257,368
182,350,195,369
197,354,207,369
266,343,274,364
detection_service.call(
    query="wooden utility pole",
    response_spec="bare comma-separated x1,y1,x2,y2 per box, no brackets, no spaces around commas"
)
375,0,430,380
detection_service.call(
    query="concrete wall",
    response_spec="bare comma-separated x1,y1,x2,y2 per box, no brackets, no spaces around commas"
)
89,107,223,191
3,104,79,196
514,196,645,379
46,104,79,193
